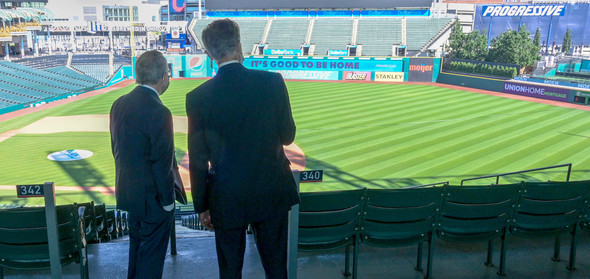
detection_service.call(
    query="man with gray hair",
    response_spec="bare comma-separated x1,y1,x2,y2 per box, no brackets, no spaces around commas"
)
110,50,175,279
186,19,299,279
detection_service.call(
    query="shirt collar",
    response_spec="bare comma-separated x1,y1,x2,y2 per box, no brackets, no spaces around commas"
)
218,60,240,68
139,84,160,98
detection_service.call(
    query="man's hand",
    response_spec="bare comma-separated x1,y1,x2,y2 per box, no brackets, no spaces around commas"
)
199,210,213,230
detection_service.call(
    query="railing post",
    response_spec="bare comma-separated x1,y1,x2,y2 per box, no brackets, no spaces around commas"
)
288,170,300,279
44,182,62,279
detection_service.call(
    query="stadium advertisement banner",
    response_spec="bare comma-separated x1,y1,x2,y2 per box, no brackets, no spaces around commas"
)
481,4,566,17
342,71,371,81
245,57,403,72
375,72,404,82
503,81,570,102
361,10,431,17
513,76,590,90
184,55,208,78
263,49,302,56
328,50,349,56
169,0,186,14
408,58,434,82
270,70,339,81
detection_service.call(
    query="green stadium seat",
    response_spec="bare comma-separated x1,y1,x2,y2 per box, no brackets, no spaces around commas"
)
0,204,88,278
298,188,365,279
93,204,109,243
106,210,118,241
436,184,520,276
74,201,98,244
509,181,590,271
360,187,443,279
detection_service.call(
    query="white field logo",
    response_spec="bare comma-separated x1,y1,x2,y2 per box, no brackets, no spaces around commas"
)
47,149,93,161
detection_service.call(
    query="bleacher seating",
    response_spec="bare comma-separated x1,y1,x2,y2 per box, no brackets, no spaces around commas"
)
310,18,354,56
293,181,590,278
266,19,308,51
71,54,109,64
405,17,453,51
71,54,112,83
356,18,403,56
0,61,94,91
0,204,89,278
13,55,68,69
71,64,110,83
45,66,102,86
193,18,268,54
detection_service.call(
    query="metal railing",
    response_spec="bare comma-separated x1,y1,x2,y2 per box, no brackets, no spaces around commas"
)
460,163,572,185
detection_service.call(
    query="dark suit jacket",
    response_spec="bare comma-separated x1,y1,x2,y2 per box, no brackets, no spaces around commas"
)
110,85,176,217
186,63,299,229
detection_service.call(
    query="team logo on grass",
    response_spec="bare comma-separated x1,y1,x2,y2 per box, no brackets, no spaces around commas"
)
47,150,93,161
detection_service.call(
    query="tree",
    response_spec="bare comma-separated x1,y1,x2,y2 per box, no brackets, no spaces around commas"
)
447,20,465,59
533,27,541,48
562,28,572,54
446,20,488,61
487,25,540,68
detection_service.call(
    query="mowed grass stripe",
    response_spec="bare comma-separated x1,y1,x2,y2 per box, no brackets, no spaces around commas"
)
313,99,544,163
295,87,512,144
298,92,536,151
357,106,574,177
361,108,583,183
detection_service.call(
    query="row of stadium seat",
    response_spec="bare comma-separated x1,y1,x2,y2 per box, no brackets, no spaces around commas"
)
0,61,96,88
297,181,590,279
193,17,453,56
45,66,103,85
0,201,129,277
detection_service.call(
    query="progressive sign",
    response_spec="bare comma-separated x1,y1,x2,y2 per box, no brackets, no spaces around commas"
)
482,4,566,17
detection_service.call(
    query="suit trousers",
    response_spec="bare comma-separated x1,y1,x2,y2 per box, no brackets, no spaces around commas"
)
214,211,289,279
127,209,174,279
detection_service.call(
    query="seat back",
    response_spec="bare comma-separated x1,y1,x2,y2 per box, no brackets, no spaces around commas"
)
361,187,443,246
0,204,85,270
75,201,97,242
512,181,590,235
94,203,108,242
298,189,365,251
438,184,519,241
106,210,118,240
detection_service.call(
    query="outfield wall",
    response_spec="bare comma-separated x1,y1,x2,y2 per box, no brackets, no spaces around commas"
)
153,54,442,83
437,72,590,105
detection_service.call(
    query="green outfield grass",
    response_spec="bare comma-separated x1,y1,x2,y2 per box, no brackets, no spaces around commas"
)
1,79,590,206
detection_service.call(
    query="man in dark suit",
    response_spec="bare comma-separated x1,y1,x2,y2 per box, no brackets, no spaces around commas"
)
186,19,299,279
110,50,175,279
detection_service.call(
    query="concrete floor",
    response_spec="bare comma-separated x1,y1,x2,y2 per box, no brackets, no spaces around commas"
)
3,223,590,279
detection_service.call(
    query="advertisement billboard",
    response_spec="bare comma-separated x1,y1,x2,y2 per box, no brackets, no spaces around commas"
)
246,57,403,72
408,58,434,82
342,71,371,81
184,55,208,78
263,49,302,56
375,72,404,82
270,70,339,80
169,0,186,14
503,81,570,102
329,50,349,56
481,4,566,17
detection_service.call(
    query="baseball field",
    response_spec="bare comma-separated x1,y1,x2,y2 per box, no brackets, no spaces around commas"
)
1,79,590,206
